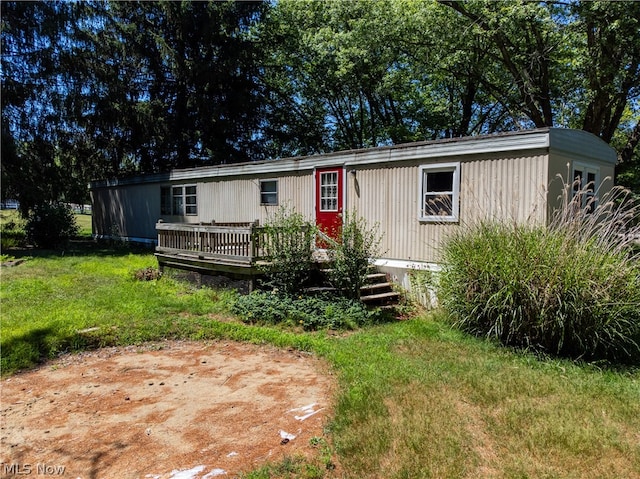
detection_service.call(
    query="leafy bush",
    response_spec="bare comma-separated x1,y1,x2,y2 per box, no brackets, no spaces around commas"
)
232,291,383,331
260,205,317,295
327,212,383,299
0,213,26,249
25,202,79,249
438,184,640,362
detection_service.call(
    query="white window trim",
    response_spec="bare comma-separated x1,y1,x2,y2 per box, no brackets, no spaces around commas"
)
418,162,460,223
161,184,197,216
183,184,197,216
572,162,600,189
259,179,279,206
319,170,340,212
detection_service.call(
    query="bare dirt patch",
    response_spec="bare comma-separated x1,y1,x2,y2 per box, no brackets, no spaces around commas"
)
0,341,336,478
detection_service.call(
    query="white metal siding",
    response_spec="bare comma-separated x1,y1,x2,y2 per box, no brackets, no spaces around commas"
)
94,173,315,241
462,154,548,225
197,172,314,225
347,153,548,263
89,130,617,254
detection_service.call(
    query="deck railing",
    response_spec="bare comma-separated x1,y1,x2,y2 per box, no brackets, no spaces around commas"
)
156,221,269,264
156,221,322,269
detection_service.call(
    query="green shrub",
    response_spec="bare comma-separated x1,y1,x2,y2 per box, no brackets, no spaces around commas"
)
0,216,26,250
260,205,317,295
438,184,640,363
232,291,383,331
25,202,79,249
327,212,383,299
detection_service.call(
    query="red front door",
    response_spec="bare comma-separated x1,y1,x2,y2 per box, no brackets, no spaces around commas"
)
315,167,343,240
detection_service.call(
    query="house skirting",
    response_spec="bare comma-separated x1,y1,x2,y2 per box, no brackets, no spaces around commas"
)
93,234,157,246
374,258,440,308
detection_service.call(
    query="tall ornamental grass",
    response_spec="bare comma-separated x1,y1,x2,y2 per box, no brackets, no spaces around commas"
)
438,182,640,362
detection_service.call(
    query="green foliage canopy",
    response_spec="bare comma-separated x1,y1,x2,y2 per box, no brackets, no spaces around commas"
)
1,0,639,212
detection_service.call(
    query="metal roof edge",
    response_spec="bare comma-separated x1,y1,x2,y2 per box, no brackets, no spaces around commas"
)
345,129,551,166
90,128,614,189
548,128,617,165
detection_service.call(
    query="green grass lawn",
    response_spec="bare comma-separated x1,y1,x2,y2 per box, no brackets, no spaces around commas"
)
74,211,92,237
1,247,639,478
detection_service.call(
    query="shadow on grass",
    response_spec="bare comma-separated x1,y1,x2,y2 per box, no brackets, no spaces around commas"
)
1,327,56,375
4,239,155,260
0,325,108,376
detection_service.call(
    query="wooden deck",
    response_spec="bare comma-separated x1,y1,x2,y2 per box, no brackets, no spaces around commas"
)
155,221,270,277
155,221,401,306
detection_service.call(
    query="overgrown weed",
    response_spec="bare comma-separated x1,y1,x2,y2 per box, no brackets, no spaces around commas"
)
259,204,317,295
232,290,387,331
326,212,383,299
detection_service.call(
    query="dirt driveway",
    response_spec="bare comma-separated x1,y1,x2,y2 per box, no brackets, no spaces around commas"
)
0,341,337,478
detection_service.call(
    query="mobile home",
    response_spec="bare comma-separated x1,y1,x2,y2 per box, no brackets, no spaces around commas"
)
90,128,617,289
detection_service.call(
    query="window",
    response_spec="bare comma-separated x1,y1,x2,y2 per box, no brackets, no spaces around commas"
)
161,187,172,215
160,185,197,216
172,186,184,215
418,163,460,222
184,185,197,215
572,163,599,213
260,180,278,205
320,171,339,211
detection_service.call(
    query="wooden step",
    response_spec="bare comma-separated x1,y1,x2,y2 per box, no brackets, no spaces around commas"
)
365,272,388,282
360,291,401,302
360,282,394,292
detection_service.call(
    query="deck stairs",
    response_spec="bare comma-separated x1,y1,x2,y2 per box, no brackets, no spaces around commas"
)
314,266,401,308
359,271,401,308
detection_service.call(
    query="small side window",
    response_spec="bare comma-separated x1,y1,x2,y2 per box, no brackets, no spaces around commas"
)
260,180,278,206
418,163,460,222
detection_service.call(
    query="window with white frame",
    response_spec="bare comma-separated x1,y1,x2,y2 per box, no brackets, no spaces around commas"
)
319,171,339,211
572,163,599,213
260,179,278,205
418,163,460,222
160,185,197,215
